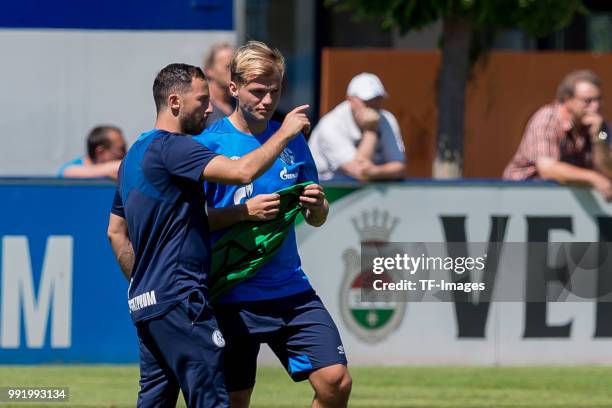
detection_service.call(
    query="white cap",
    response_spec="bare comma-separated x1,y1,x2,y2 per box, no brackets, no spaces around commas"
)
346,72,387,101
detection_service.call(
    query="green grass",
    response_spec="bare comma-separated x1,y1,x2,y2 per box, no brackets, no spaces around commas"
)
0,365,612,407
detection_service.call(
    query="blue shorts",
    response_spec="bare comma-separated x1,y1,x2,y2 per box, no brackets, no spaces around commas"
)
214,290,348,392
136,290,229,407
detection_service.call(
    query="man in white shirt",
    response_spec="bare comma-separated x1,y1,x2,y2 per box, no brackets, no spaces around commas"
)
309,73,406,181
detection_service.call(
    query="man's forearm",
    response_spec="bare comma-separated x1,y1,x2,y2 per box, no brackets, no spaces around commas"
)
536,158,600,186
207,205,248,231
204,129,293,185
63,161,120,180
355,130,377,162
367,161,406,180
239,129,292,183
109,235,135,280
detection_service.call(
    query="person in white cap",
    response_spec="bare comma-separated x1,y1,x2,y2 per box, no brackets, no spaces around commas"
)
309,72,406,181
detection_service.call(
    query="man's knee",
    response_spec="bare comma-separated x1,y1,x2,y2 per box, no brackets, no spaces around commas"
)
229,388,254,408
310,364,352,400
332,367,352,398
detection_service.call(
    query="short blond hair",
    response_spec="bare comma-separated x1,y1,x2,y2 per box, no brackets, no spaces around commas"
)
231,41,285,85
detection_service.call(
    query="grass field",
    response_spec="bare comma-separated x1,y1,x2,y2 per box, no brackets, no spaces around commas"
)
0,365,612,407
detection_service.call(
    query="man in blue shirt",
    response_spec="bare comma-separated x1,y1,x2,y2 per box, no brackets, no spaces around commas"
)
194,42,351,408
107,63,310,408
57,125,126,179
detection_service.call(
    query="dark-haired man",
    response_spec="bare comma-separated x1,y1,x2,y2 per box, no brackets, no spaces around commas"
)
106,63,309,407
504,69,612,201
57,125,126,179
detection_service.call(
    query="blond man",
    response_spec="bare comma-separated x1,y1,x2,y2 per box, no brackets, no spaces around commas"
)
194,41,352,408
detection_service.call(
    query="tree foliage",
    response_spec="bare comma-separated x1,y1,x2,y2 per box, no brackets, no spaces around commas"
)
327,0,587,177
328,0,586,43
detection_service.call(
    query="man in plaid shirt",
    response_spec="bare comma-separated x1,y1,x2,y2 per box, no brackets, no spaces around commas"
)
504,70,612,201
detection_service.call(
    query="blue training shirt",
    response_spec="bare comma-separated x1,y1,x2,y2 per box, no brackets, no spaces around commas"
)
111,129,218,323
193,117,319,303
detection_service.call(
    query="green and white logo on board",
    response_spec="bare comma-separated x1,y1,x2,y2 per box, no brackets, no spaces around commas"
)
339,209,406,344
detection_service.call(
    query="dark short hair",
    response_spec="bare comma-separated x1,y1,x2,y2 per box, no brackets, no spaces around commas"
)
87,125,122,160
556,70,601,102
153,63,206,112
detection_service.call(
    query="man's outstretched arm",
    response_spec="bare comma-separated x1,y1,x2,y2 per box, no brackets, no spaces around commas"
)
202,105,310,185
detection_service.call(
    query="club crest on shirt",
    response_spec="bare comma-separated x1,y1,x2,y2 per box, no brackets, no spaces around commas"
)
212,329,226,347
280,148,295,165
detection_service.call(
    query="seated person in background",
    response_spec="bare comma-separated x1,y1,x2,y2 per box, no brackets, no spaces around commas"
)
203,42,236,127
504,70,612,201
309,72,406,181
58,125,126,180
